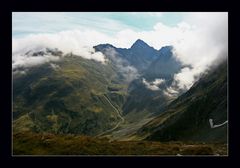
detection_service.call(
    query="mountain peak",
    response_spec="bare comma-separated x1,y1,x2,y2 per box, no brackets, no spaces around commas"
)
158,45,174,59
131,39,150,49
94,43,115,52
159,45,173,52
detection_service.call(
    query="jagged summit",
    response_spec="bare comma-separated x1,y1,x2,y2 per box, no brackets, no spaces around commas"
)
131,39,151,49
94,39,175,72
158,45,173,52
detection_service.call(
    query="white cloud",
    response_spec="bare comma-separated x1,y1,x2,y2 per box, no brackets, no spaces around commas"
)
142,78,165,91
164,12,228,95
12,29,108,66
152,78,166,86
12,54,60,69
173,13,228,67
173,67,199,90
162,65,207,98
163,86,179,98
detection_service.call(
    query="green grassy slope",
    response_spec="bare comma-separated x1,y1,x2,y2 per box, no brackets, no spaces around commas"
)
13,55,127,136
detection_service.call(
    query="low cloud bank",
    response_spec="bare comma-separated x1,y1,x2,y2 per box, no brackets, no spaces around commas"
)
12,30,108,70
142,78,165,91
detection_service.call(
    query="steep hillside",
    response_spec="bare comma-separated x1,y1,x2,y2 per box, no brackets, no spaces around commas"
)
136,60,228,143
13,52,127,136
13,40,183,139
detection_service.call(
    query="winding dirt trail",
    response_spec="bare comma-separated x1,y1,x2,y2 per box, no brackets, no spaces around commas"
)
96,95,124,137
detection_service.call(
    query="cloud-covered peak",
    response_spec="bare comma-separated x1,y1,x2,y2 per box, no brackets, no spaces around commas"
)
12,47,62,71
25,48,63,57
